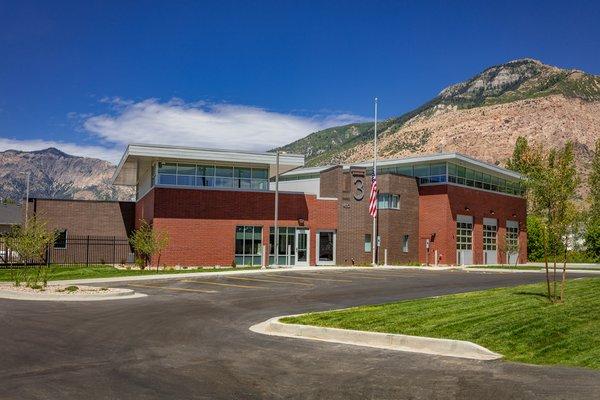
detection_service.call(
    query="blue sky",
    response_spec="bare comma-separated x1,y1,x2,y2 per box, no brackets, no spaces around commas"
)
1,0,599,162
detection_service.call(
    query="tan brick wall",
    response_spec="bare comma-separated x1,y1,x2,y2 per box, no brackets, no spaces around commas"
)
29,198,135,237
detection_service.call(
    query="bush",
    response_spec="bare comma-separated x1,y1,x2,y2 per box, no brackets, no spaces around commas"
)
130,220,170,270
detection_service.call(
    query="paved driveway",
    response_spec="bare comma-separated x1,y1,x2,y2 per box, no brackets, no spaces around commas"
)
1,269,599,399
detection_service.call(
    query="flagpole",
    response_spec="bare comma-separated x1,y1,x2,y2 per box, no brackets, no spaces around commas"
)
372,97,378,267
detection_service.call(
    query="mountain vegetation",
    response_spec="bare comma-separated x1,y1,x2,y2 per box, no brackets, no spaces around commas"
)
277,59,600,199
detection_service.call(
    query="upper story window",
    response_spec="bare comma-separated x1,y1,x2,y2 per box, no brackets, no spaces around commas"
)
377,193,400,210
371,162,523,197
155,162,269,190
447,163,524,196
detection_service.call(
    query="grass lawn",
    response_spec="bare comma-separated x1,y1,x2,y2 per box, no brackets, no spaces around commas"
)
282,278,600,369
0,265,261,281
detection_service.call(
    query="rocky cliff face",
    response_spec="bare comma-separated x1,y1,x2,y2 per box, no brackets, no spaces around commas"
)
278,59,600,198
0,148,133,202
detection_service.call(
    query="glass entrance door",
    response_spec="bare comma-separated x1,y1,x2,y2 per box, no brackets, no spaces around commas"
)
295,229,309,266
317,230,336,265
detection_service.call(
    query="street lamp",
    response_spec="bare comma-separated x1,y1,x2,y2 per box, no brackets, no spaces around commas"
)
272,150,286,268
21,172,31,226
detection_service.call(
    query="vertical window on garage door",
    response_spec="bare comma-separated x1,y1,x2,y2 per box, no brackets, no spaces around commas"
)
235,226,262,266
456,220,472,250
483,221,497,251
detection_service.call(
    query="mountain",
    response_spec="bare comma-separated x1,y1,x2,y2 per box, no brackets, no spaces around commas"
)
0,148,133,202
278,59,600,197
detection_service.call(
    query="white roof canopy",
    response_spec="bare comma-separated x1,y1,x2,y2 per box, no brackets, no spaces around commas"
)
112,144,305,186
282,152,523,181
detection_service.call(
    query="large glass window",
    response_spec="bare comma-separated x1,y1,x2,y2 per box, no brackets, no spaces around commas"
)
395,165,413,176
413,164,430,178
269,227,296,265
377,193,400,210
235,226,263,266
429,163,446,183
446,163,524,196
155,162,269,191
456,221,473,250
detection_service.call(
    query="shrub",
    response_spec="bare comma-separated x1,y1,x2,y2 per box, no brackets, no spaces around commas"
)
129,220,170,270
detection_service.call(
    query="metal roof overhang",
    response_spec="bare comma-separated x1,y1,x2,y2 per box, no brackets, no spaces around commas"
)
111,144,305,186
281,153,523,181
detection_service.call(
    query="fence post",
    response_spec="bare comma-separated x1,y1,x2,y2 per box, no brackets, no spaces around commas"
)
113,236,116,267
86,235,90,267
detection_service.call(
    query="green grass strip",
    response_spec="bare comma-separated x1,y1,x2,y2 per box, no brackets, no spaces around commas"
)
282,278,600,369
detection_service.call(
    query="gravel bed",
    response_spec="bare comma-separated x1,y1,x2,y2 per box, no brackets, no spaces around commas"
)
0,283,125,295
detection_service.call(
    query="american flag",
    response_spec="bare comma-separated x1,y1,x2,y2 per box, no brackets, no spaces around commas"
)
369,174,378,218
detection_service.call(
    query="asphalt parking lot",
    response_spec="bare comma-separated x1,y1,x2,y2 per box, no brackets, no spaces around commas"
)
2,268,599,400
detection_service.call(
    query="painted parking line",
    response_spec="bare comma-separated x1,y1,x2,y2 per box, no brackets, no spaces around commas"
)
226,276,314,286
181,279,264,289
354,271,415,278
334,272,387,280
270,274,353,283
128,283,218,294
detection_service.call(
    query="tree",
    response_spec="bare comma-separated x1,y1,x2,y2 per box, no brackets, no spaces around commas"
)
130,220,170,270
506,136,533,175
526,142,579,302
8,217,57,288
526,215,545,261
585,139,600,260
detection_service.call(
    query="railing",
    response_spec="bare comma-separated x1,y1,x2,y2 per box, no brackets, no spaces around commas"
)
0,235,134,267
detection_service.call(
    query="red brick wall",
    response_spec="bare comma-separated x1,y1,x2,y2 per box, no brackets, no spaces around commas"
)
135,189,155,228
142,188,337,266
419,185,527,265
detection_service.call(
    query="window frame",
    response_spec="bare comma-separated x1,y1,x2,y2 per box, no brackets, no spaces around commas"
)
234,226,263,266
54,229,68,249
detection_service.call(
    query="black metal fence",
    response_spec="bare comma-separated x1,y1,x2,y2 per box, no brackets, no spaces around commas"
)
0,235,134,267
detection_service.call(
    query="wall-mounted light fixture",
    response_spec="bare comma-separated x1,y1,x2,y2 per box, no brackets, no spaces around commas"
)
489,210,495,215
512,213,517,218
464,206,470,212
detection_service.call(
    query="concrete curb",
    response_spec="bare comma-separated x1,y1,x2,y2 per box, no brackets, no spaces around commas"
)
45,265,456,285
250,315,502,361
0,287,147,302
464,267,600,275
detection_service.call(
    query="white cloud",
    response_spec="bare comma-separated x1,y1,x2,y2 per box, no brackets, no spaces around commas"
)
1,99,366,164
0,137,123,163
83,98,366,152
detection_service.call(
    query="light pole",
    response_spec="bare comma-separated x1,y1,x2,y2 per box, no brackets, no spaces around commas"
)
272,150,286,268
22,172,31,226
273,151,280,268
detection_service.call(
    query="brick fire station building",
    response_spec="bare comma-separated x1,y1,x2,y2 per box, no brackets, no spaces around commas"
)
29,144,527,267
